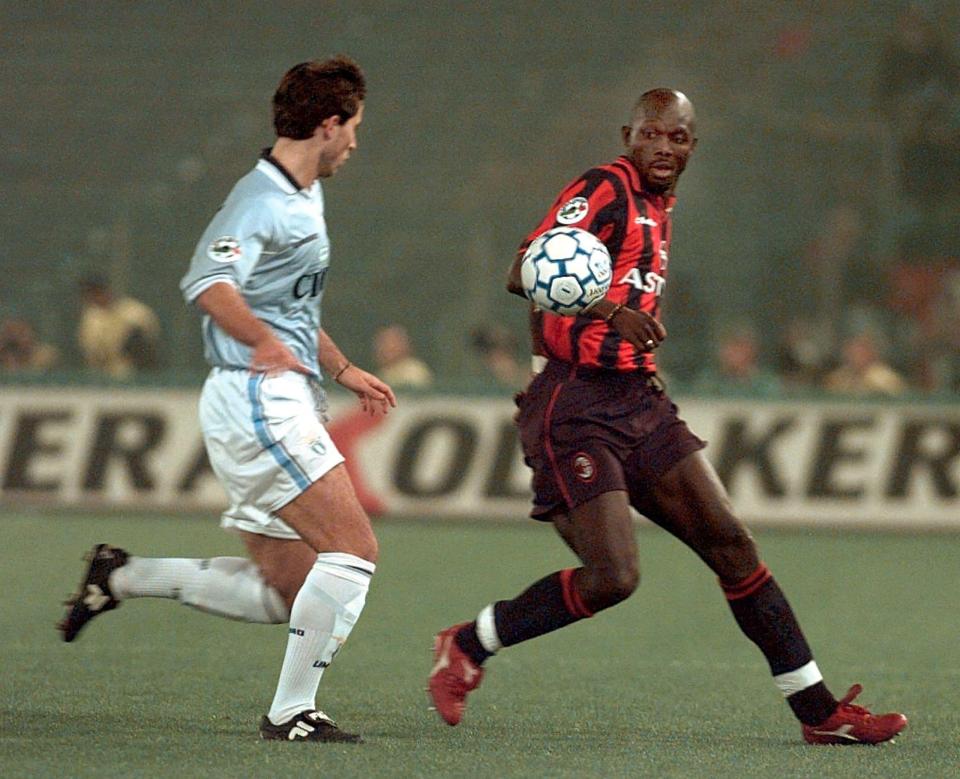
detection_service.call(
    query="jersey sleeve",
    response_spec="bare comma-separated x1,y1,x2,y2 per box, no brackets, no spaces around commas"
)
179,192,277,304
516,168,624,261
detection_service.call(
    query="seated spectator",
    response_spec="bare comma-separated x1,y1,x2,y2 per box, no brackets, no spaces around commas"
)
78,276,161,379
0,318,59,373
372,323,433,389
823,331,907,396
774,317,829,389
694,325,781,395
470,324,527,390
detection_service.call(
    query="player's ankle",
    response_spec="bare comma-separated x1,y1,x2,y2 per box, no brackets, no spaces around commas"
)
455,623,492,666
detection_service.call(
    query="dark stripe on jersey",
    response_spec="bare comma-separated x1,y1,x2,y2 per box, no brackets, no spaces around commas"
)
611,158,640,191
569,171,629,365
517,168,618,258
627,198,655,369
260,147,303,191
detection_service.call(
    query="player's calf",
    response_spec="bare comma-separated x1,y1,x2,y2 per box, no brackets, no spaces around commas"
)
429,567,601,725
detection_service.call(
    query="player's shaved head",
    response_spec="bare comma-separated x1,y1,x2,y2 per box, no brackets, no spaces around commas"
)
622,88,698,194
630,89,696,134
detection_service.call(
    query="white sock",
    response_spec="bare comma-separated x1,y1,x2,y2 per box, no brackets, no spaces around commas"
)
109,557,289,624
475,604,503,654
267,553,374,725
773,660,823,697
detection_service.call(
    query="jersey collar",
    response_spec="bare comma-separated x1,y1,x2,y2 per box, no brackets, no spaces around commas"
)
618,155,677,212
260,147,308,194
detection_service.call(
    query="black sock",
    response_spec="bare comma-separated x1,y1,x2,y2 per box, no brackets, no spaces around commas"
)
787,682,839,726
722,565,838,725
455,624,492,666
455,569,591,665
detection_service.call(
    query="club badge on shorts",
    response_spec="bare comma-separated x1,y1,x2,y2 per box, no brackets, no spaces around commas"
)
572,452,596,482
207,236,242,263
556,196,589,225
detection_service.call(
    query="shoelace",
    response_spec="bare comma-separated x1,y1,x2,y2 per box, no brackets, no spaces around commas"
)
305,711,336,726
836,684,870,716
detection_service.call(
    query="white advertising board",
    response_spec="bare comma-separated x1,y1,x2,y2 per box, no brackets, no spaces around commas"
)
0,388,957,528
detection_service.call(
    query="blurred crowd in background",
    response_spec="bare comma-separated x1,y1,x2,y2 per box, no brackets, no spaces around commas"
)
2,2,959,398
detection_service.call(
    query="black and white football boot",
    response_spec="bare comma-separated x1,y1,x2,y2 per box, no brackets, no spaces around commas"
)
259,710,363,743
59,543,129,642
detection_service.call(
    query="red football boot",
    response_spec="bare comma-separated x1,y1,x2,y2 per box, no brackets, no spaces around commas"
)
802,684,907,745
428,623,484,726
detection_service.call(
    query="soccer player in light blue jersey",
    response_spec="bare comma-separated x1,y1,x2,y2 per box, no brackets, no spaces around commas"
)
60,56,396,743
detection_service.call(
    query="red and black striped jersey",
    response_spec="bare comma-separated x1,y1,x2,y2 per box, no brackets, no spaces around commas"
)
519,155,676,373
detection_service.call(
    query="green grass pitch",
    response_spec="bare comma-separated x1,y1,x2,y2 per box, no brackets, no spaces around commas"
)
0,511,956,778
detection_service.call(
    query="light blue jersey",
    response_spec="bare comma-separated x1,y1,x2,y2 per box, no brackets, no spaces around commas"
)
180,152,331,377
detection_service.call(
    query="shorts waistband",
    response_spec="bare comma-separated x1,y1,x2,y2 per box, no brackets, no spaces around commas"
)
546,359,659,385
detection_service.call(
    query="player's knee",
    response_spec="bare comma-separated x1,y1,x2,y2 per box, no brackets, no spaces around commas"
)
703,517,759,579
720,523,757,561
608,565,640,603
583,561,639,610
358,534,379,565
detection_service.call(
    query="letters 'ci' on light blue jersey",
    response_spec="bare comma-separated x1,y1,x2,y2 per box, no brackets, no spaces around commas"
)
180,152,331,378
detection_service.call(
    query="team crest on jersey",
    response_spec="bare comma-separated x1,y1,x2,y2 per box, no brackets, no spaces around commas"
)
207,236,242,263
572,452,596,482
556,196,589,225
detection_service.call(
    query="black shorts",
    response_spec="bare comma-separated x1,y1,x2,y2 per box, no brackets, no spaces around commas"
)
515,360,706,520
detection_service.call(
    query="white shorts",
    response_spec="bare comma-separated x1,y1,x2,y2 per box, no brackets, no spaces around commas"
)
199,367,345,539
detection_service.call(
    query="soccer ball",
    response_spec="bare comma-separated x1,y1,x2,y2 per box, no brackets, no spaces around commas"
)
520,227,612,315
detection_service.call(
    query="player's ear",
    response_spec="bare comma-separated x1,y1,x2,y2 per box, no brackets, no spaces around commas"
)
621,125,633,147
317,115,342,139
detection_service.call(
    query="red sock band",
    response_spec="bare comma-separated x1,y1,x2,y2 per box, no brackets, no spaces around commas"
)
559,568,594,618
721,563,772,601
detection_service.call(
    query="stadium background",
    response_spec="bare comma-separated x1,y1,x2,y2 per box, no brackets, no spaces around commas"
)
2,4,959,777
3,0,958,384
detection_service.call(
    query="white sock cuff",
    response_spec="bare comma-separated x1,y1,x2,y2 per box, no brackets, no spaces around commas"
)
314,552,375,581
475,604,502,654
774,660,823,697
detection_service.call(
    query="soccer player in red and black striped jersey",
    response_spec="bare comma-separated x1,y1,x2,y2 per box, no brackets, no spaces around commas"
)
429,89,907,745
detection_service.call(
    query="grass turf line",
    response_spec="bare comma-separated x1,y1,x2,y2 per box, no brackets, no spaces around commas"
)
0,512,956,778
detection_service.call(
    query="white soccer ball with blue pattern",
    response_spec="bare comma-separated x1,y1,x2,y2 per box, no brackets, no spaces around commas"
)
520,227,613,316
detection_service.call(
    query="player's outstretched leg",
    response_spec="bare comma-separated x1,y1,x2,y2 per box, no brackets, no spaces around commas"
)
259,710,363,743
429,496,633,726
59,543,128,642
429,567,601,727
59,547,291,643
644,451,907,745
721,564,907,745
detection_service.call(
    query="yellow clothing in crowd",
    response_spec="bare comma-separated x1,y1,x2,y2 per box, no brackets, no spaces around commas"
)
78,297,160,379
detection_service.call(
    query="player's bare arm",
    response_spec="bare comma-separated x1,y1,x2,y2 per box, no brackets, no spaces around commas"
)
196,282,310,374
317,328,397,415
506,248,526,299
588,298,667,352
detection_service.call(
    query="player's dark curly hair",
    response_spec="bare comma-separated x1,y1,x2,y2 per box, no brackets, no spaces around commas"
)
273,55,366,140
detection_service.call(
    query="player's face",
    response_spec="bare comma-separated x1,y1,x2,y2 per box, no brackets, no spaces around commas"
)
622,102,697,195
317,102,364,178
